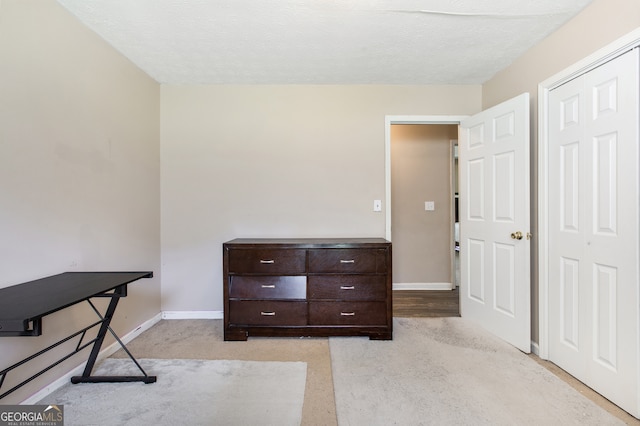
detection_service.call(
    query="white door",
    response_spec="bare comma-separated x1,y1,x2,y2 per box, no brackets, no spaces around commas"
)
547,48,639,416
458,93,531,353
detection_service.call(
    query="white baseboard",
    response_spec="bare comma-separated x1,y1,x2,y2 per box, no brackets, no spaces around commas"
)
393,282,454,291
162,311,223,320
22,313,162,404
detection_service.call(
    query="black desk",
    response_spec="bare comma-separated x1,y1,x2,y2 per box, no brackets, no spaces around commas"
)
0,272,156,400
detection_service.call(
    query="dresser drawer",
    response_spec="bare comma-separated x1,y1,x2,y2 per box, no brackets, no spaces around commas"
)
230,276,306,299
308,275,386,301
229,301,307,326
308,301,387,325
228,249,306,274
308,248,386,273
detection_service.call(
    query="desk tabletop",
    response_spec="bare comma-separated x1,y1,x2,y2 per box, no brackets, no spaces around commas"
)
0,272,152,328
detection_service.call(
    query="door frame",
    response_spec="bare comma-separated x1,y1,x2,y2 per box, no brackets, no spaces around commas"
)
384,116,468,290
537,28,640,360
451,139,459,288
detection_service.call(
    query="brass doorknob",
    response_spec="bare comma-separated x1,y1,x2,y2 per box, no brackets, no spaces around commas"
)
510,231,523,240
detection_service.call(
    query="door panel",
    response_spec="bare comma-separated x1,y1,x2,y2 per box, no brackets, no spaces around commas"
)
494,242,515,316
468,159,485,219
494,152,515,221
560,142,580,231
547,48,639,416
459,93,531,353
468,239,485,302
549,68,588,378
560,257,580,349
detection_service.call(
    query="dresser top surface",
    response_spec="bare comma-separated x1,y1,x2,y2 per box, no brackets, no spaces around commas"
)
224,238,390,248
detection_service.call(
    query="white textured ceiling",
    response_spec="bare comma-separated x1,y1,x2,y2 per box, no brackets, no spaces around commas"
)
56,0,594,85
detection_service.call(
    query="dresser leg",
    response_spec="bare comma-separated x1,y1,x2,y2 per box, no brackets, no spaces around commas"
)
224,329,248,341
369,332,392,340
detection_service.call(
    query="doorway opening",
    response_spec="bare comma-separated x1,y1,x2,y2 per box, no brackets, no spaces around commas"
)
385,116,467,294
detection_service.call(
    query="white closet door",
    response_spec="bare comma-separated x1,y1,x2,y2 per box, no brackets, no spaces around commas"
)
548,48,639,416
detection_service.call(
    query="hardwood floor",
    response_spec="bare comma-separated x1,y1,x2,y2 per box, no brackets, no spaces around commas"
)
393,288,460,317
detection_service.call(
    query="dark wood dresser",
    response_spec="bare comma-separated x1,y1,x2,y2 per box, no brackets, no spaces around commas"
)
223,238,392,341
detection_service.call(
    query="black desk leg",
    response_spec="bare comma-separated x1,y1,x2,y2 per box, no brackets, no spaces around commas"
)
71,285,156,384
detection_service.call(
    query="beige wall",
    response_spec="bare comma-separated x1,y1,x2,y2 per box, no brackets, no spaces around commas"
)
160,85,481,312
482,0,640,342
391,124,458,285
483,0,640,109
0,0,161,403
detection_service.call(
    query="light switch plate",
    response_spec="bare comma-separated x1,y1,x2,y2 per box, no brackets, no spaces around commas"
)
373,200,382,212
425,201,435,211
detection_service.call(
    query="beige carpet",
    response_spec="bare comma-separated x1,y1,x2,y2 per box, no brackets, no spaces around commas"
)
107,319,337,425
62,319,637,425
330,317,625,425
37,358,306,426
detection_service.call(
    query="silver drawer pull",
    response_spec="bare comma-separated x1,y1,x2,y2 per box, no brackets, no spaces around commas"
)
261,284,276,289
340,312,355,316
260,311,276,316
260,260,275,264
340,286,355,290
340,259,355,264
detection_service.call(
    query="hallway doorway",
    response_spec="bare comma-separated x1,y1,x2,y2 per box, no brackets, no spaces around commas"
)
389,123,458,290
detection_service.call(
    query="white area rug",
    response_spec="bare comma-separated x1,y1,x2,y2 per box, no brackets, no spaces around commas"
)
330,317,624,426
38,358,307,426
